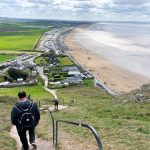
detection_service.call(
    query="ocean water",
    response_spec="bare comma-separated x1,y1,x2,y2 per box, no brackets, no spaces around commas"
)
75,22,150,78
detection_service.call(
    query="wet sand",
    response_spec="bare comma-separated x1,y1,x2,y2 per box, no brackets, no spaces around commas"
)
64,27,150,93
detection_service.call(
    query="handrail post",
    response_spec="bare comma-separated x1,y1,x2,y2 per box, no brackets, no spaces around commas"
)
55,120,103,150
47,109,55,145
40,108,55,146
56,121,58,146
85,125,103,150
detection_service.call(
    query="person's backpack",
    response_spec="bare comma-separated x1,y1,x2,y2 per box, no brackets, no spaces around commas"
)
15,101,35,129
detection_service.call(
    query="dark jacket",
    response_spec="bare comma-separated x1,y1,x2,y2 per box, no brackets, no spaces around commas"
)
11,100,40,130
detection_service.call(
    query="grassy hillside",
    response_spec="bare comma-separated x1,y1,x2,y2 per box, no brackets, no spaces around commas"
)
0,85,53,149
0,86,53,150
0,97,16,150
37,85,150,150
0,85,53,100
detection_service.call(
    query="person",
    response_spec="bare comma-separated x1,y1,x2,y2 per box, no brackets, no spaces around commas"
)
54,99,59,110
52,99,58,110
11,91,40,150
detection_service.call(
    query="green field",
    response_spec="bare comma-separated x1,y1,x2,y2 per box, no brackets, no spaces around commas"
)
34,56,48,65
0,85,53,100
58,56,74,66
37,85,150,150
0,54,16,63
0,23,48,52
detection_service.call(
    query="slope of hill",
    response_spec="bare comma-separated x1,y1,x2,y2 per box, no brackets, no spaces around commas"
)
0,96,16,150
37,84,150,149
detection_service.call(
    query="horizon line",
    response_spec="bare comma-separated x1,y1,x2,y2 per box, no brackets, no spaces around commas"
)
0,16,150,23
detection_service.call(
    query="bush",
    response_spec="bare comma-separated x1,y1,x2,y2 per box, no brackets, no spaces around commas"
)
54,77,62,82
0,75,5,82
7,68,28,80
0,65,5,70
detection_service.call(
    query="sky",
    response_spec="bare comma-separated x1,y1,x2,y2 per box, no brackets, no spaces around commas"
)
0,0,150,21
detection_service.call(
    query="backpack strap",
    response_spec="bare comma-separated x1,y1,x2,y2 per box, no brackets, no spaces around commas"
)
14,101,34,112
28,101,34,112
14,105,22,112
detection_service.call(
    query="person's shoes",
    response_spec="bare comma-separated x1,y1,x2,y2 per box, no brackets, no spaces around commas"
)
22,146,29,150
31,142,37,148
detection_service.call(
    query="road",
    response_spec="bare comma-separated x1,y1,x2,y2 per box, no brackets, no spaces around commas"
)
37,27,73,55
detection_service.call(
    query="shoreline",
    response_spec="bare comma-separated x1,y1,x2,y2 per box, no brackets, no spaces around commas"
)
64,27,150,93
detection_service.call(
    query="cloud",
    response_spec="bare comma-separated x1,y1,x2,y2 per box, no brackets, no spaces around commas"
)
112,0,150,5
0,0,150,21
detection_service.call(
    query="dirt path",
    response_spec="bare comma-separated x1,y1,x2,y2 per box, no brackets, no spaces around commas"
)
10,126,55,150
44,87,58,99
10,126,22,150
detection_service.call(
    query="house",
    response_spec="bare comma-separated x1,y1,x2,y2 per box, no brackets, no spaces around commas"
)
17,78,24,83
62,66,77,72
12,64,24,70
66,67,83,78
31,70,37,77
23,61,36,70
62,77,83,85
49,57,59,66
68,70,81,78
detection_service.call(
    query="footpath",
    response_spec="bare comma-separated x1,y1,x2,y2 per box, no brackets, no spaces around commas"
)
9,32,69,150
10,126,55,150
9,66,68,150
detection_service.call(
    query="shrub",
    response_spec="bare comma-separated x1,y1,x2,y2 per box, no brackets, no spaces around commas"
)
7,68,28,80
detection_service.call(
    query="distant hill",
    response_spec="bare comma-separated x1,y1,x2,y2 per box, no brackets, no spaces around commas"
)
0,17,93,24
0,17,27,22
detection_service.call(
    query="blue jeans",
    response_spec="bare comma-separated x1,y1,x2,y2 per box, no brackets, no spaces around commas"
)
17,127,35,150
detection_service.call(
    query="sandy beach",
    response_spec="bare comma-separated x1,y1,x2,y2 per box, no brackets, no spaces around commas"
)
64,25,150,93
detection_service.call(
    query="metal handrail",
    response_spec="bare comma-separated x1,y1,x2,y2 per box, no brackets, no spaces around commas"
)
39,98,63,109
56,120,103,150
38,99,49,108
40,108,55,145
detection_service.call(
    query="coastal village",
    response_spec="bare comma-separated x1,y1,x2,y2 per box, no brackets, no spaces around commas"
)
0,28,93,89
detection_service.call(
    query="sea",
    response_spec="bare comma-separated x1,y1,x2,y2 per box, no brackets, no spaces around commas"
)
75,22,150,78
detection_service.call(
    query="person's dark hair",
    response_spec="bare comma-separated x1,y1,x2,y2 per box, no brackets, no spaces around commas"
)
18,91,26,99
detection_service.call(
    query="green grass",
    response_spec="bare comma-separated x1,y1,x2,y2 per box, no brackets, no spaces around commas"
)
58,56,74,66
0,30,46,51
0,22,48,52
34,56,48,65
0,85,53,100
0,54,16,63
0,97,17,150
37,85,150,150
83,78,94,87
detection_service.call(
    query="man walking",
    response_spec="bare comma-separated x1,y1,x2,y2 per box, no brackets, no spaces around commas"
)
11,91,40,150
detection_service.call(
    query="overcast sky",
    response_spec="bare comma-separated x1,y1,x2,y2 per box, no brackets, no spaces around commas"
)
0,0,150,21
